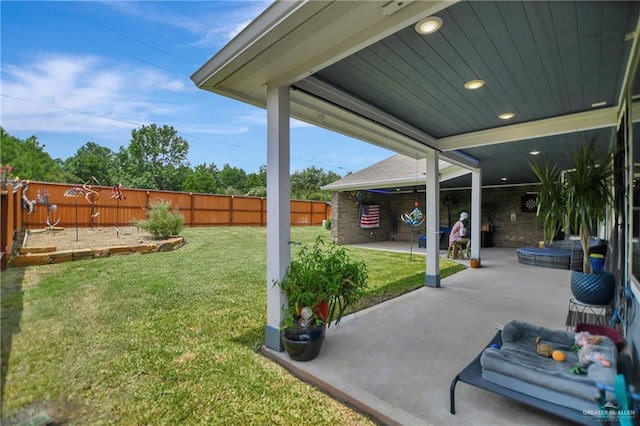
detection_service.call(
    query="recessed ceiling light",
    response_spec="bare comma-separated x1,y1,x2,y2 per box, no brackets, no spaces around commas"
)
464,80,485,90
529,150,541,155
415,16,443,34
501,177,508,181
498,112,515,120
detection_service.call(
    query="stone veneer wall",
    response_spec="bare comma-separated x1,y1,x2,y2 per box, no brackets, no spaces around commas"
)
331,185,544,247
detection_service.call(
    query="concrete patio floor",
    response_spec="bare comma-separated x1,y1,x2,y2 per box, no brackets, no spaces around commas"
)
264,245,582,425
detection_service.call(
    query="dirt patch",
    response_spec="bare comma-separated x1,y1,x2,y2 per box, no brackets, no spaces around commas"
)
23,226,157,252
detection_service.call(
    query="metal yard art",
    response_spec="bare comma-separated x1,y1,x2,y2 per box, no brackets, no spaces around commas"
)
37,189,60,231
2,165,37,215
401,202,425,227
83,177,101,228
64,186,85,242
401,201,425,261
347,191,366,204
111,183,127,237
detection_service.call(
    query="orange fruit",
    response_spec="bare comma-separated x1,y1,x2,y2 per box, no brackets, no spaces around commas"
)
552,350,565,362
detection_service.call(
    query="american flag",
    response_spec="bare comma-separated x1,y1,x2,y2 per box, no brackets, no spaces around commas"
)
360,204,380,228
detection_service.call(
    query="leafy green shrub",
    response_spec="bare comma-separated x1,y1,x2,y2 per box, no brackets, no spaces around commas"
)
276,236,368,329
135,198,184,239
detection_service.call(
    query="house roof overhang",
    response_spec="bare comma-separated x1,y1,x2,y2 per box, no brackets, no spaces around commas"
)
192,0,640,188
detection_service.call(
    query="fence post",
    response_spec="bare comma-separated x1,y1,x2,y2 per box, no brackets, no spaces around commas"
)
229,195,234,226
4,183,16,270
190,192,194,228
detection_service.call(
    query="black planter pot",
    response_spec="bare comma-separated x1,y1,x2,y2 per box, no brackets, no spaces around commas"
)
281,323,325,362
570,271,615,305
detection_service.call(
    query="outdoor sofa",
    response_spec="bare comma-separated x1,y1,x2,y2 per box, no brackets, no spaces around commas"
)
516,238,608,271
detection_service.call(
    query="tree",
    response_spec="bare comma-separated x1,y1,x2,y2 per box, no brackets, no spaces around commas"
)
183,163,219,194
218,163,247,194
244,165,267,197
64,142,115,184
125,124,190,190
112,147,157,189
0,127,70,182
290,166,342,200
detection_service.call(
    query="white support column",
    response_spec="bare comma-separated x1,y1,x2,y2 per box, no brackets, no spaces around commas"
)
470,168,482,262
425,150,440,287
265,85,290,351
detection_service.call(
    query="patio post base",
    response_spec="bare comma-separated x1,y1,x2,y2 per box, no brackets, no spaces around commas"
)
425,274,440,288
264,324,284,351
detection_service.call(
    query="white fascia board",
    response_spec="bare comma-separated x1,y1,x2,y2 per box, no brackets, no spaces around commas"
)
434,107,618,151
191,1,319,88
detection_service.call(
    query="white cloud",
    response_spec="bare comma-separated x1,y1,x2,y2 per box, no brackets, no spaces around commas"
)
0,54,190,134
175,123,250,136
99,1,273,49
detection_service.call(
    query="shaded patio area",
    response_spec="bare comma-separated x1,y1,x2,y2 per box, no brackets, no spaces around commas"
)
264,247,580,425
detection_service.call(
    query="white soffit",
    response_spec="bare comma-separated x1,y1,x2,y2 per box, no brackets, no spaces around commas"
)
192,1,455,101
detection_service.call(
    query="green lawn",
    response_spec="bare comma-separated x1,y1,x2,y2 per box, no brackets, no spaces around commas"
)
1,227,465,425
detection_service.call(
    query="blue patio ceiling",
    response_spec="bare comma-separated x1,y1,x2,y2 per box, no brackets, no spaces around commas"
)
192,0,640,187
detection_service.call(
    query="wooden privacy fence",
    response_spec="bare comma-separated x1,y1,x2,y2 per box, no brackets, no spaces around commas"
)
1,181,331,270
21,182,331,229
1,182,22,270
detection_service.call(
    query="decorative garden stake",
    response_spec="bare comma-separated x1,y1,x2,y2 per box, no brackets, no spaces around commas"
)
64,187,85,242
1,166,38,214
37,189,60,232
111,183,127,238
401,201,425,261
18,181,37,215
83,177,101,228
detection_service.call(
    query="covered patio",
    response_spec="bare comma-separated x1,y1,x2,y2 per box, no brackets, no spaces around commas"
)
192,0,640,422
263,246,577,425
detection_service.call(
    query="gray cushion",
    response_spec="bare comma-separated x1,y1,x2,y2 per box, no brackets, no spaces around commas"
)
481,320,617,402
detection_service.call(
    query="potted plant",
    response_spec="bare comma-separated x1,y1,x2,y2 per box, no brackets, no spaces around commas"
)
530,141,617,305
276,236,368,361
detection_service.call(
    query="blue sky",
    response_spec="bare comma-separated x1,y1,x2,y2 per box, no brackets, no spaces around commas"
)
0,1,393,175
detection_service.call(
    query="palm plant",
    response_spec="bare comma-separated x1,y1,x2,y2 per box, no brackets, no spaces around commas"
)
530,141,616,273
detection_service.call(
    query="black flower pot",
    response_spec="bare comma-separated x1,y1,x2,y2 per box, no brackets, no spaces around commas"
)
281,323,325,362
570,271,615,305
